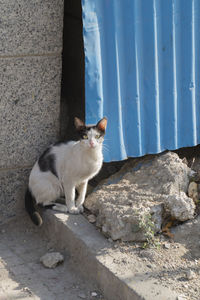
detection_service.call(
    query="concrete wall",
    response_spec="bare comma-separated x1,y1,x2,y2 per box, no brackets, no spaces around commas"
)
0,1,64,223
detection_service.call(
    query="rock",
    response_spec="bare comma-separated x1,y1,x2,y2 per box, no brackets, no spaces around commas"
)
172,215,200,259
139,249,156,261
164,192,195,221
91,291,98,297
85,152,193,242
150,204,163,232
87,214,96,223
187,157,200,181
188,181,199,203
163,243,171,249
22,287,33,296
146,264,152,268
40,252,64,268
177,295,187,300
185,270,196,280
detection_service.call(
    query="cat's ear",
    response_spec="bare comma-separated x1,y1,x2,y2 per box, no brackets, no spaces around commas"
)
74,117,85,130
97,117,107,132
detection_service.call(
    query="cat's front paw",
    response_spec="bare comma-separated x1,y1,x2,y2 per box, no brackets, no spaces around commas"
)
77,205,84,213
69,207,80,215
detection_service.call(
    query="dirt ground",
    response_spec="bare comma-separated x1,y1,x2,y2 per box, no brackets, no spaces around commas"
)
107,235,200,300
81,211,200,300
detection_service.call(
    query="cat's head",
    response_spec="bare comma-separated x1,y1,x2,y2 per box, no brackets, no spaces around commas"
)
74,117,107,149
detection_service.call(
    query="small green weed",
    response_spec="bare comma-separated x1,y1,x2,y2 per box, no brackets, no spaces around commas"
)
138,213,161,249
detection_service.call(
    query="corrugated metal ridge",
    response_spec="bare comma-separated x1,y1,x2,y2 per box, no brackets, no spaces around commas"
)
82,0,200,162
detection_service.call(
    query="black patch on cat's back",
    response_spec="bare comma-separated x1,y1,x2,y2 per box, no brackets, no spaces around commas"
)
38,147,58,178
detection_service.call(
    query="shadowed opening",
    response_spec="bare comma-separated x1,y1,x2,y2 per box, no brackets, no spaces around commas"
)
61,0,85,140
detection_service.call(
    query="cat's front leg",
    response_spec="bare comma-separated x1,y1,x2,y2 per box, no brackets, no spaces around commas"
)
64,184,79,214
76,181,88,213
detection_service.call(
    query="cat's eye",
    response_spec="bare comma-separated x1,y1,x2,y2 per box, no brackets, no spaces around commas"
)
83,135,88,139
95,134,101,139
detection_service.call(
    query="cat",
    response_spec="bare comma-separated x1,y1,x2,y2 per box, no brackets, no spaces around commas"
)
25,117,107,226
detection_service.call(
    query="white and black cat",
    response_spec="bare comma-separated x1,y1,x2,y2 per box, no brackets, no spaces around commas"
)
25,117,107,226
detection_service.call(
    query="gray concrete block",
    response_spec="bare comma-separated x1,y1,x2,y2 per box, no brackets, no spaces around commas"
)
0,0,64,56
0,55,61,168
0,167,30,224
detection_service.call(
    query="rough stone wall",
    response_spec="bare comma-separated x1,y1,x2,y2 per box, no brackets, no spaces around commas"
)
0,0,64,223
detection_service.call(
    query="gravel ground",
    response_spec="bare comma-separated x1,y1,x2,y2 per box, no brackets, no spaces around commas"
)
110,237,200,300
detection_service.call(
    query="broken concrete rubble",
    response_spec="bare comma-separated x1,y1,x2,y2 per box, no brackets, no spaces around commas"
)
188,181,199,204
171,215,200,259
85,152,196,242
164,192,195,221
40,252,64,268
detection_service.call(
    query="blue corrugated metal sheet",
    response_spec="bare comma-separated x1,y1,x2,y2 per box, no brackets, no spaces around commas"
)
81,0,200,162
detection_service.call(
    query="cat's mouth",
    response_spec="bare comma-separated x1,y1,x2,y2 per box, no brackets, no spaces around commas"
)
89,143,96,149
88,141,97,149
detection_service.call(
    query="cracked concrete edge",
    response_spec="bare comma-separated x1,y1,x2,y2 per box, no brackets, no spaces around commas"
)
41,210,178,300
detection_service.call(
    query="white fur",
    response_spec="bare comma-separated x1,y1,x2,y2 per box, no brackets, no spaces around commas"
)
29,128,103,214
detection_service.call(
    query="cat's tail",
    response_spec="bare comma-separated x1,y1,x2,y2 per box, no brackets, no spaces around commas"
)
25,188,43,226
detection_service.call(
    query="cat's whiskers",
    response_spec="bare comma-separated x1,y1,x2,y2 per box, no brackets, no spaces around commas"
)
103,138,110,142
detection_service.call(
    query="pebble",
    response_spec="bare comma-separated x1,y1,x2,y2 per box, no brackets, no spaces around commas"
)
121,258,127,264
163,243,171,249
22,287,33,296
102,225,107,233
147,264,152,269
185,270,196,280
163,265,167,269
87,214,96,223
91,291,98,297
177,295,187,300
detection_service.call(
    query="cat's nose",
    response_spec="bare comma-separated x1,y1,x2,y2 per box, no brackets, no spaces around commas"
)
90,141,95,148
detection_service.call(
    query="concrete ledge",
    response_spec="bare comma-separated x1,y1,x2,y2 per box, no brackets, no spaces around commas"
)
42,210,178,300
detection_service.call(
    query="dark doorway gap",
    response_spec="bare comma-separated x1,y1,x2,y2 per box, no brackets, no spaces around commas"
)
60,0,85,141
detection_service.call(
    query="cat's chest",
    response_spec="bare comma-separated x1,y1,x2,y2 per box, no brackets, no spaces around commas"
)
79,158,102,178
59,146,103,182
72,151,101,180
